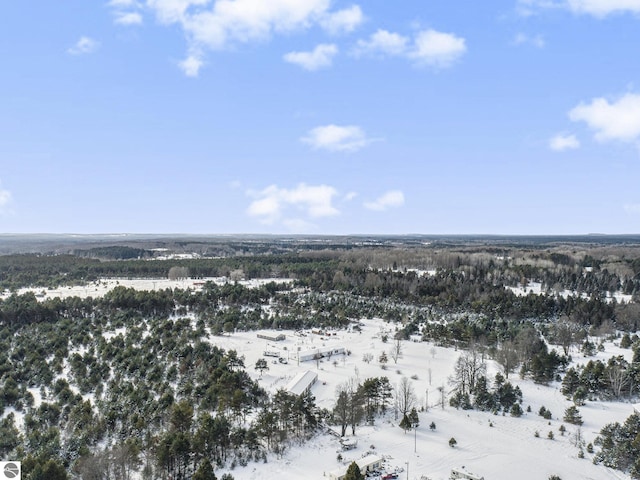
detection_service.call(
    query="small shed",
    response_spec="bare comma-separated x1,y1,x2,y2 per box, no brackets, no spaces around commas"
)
285,370,318,396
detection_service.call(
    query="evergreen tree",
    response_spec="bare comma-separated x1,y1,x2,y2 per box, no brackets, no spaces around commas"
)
28,459,68,480
594,413,640,478
255,358,269,377
409,407,419,428
399,414,412,433
344,461,364,480
471,375,495,411
563,405,583,426
193,459,217,480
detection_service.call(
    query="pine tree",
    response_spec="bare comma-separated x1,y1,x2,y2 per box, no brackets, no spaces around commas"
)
563,405,583,426
344,461,364,480
399,414,412,433
193,460,217,480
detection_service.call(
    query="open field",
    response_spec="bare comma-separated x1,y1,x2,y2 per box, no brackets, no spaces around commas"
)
202,319,636,480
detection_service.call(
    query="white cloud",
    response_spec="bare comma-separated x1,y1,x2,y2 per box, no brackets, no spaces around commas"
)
108,0,140,6
179,0,330,49
549,133,580,151
569,93,640,142
516,0,563,16
284,43,338,71
115,11,144,25
138,0,364,74
517,0,640,16
364,190,405,211
513,33,545,48
624,203,640,214
178,54,205,76
567,0,640,16
320,5,363,35
147,0,210,24
301,124,372,152
354,29,409,57
247,183,339,225
67,36,100,55
354,28,466,68
410,29,466,68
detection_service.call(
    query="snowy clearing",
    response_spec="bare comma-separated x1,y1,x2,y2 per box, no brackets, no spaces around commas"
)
205,319,635,480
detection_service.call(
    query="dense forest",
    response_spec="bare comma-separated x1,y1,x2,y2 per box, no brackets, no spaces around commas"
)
1,236,640,479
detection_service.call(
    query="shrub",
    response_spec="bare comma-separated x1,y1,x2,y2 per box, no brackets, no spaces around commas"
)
539,406,552,420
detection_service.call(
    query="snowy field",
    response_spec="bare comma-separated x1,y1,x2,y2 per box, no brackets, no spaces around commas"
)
0,277,293,301
207,319,636,480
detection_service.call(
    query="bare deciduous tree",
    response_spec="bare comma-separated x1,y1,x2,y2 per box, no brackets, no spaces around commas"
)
390,339,403,364
168,266,189,280
607,359,631,399
450,348,486,395
494,340,519,378
395,377,416,420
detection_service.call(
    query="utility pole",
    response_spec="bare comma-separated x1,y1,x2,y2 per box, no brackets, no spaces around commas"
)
405,461,409,480
414,424,417,453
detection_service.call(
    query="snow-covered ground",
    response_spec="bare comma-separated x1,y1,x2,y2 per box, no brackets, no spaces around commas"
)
206,319,635,480
0,277,293,301
506,282,633,304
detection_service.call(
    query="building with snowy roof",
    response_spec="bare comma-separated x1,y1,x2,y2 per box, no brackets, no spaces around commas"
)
451,467,484,480
257,332,286,341
329,455,383,480
298,345,345,362
285,370,318,396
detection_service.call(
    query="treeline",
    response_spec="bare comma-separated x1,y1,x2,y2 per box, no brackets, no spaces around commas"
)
3,245,640,316
0,253,340,291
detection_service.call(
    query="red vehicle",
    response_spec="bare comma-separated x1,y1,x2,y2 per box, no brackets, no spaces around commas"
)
382,474,398,480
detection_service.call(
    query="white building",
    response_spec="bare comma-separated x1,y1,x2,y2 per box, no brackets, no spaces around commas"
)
285,370,318,396
451,468,484,480
298,345,346,362
329,455,383,480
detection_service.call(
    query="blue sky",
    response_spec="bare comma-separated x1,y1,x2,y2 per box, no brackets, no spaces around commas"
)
2,0,640,235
